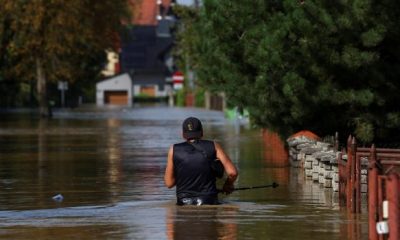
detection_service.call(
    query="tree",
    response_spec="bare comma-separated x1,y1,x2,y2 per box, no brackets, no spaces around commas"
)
0,0,130,116
0,8,20,107
176,0,400,143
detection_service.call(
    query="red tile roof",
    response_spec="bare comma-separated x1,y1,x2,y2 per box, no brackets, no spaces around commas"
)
129,0,172,26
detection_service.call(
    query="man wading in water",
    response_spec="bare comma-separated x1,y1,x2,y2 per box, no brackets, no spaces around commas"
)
164,117,238,205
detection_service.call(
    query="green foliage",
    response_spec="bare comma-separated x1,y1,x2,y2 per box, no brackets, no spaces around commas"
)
175,0,400,143
175,89,185,107
354,117,374,143
0,0,130,109
194,88,205,107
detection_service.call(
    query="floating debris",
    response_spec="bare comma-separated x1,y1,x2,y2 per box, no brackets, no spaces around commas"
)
52,194,64,202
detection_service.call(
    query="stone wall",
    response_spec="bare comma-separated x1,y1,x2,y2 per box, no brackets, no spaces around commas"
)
287,136,368,194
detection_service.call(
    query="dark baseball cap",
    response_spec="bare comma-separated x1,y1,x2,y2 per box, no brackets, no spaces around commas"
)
182,117,203,139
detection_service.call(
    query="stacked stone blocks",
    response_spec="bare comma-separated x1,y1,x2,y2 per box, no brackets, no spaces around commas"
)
287,135,368,194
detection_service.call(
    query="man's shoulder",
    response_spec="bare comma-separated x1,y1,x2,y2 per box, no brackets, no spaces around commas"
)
199,139,214,144
174,140,214,146
198,140,216,151
174,141,189,147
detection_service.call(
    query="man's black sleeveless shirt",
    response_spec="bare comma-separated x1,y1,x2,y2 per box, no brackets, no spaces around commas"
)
173,140,217,199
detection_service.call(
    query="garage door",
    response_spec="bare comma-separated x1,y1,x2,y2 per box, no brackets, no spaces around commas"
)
104,91,128,105
140,86,156,97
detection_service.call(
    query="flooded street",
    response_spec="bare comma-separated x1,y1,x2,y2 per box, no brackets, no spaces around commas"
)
0,106,368,239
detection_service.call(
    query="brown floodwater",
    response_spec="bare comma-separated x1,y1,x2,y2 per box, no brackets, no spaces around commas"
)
0,106,368,239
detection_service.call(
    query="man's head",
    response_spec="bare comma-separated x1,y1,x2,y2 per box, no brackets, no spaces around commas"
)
182,117,203,140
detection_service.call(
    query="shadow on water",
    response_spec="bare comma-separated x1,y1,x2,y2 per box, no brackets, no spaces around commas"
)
0,106,368,239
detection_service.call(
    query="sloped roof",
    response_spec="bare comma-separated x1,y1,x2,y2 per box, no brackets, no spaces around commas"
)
96,73,132,90
120,26,173,71
122,0,176,85
132,69,167,85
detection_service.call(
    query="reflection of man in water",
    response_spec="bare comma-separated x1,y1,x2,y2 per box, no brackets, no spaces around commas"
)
164,117,238,205
166,206,239,240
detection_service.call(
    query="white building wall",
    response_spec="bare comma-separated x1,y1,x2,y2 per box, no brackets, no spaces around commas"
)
96,73,133,106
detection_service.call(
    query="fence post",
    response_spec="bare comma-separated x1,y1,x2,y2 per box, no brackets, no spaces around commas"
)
354,139,361,213
346,135,353,210
335,132,339,151
339,148,346,207
350,137,357,213
387,173,399,240
368,144,378,240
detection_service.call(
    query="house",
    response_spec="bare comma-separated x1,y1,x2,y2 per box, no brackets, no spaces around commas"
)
96,73,133,106
121,0,177,99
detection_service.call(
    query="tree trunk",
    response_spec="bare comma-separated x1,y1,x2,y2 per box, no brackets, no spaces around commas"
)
36,58,50,118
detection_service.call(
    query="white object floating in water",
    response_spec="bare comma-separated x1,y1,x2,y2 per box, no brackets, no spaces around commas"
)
52,194,64,202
